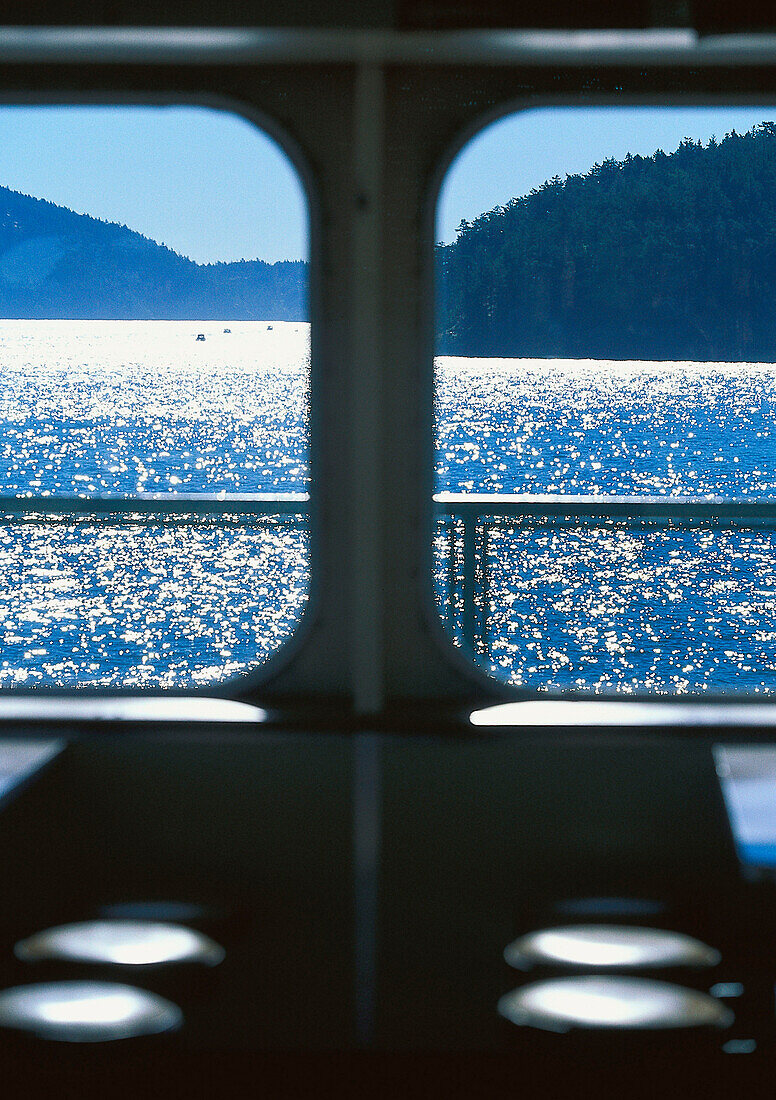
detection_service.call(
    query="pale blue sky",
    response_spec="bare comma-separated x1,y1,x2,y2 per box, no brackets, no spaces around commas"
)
0,105,308,264
437,106,776,243
0,105,772,262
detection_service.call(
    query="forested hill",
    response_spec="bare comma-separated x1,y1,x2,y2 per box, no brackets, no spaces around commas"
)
0,186,306,320
436,122,776,361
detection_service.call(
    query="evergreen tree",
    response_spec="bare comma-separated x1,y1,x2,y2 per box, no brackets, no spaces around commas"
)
435,122,776,361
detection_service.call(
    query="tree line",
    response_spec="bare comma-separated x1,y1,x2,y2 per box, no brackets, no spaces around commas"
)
0,186,307,320
436,122,776,361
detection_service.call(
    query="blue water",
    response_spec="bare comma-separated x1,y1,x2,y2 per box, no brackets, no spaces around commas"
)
435,357,776,695
0,320,309,688
2,325,776,694
435,357,776,498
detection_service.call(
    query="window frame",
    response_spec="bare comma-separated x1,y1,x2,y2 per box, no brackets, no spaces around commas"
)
0,37,774,725
423,89,776,706
0,90,321,702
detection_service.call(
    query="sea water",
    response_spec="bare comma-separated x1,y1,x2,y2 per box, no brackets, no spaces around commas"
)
0,320,309,687
1,321,775,693
435,356,776,694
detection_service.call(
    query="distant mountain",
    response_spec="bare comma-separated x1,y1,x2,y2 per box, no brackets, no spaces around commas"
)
436,121,776,361
0,186,307,320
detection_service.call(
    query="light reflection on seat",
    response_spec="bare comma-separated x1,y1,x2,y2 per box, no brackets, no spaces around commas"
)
498,976,733,1032
504,925,720,970
0,981,182,1041
15,920,225,968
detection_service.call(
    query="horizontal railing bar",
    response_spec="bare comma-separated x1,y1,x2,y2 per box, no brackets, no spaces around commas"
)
0,492,310,518
3,26,774,72
433,493,776,524
0,491,775,525
0,517,310,530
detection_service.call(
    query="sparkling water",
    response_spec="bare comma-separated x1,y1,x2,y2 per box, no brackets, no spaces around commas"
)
0,320,309,688
435,357,776,694
2,324,774,695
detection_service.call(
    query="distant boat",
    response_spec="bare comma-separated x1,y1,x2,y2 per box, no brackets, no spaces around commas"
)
196,333,206,341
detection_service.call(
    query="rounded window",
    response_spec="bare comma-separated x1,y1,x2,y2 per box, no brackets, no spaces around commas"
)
0,104,309,689
434,106,776,695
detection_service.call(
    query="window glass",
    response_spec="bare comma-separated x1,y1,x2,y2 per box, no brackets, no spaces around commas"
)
0,106,309,687
435,107,776,694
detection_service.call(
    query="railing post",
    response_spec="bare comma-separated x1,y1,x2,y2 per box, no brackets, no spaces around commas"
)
461,511,477,651
430,493,776,678
477,521,491,659
445,519,458,636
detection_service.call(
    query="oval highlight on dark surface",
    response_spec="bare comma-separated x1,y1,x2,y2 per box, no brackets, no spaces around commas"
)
498,976,734,1032
15,920,225,968
0,981,182,1042
504,925,720,970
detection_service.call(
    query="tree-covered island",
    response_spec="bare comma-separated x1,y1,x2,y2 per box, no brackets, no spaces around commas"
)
436,122,776,362
4,121,776,352
0,185,306,320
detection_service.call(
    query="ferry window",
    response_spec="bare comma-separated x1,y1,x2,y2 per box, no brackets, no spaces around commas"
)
434,106,776,695
0,105,309,688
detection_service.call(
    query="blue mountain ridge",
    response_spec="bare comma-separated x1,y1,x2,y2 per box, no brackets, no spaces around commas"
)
0,185,307,320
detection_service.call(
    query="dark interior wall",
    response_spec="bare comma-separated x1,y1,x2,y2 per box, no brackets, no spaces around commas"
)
0,1,652,28
377,735,738,1049
0,733,739,1053
0,0,767,31
0,736,354,1050
0,2,398,28
0,1,756,32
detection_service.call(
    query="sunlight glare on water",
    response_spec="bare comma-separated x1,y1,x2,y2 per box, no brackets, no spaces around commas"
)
0,320,309,688
5,333,775,695
434,356,776,695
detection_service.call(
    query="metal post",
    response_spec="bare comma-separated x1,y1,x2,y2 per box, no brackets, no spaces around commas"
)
350,60,385,716
461,512,477,651
445,519,458,635
478,521,491,659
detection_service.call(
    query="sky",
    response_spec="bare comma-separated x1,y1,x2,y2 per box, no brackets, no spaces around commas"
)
437,106,776,243
0,105,773,263
0,105,308,265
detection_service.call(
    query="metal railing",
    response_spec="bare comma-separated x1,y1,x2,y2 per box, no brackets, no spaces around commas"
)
0,491,309,523
433,492,776,655
2,488,774,662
